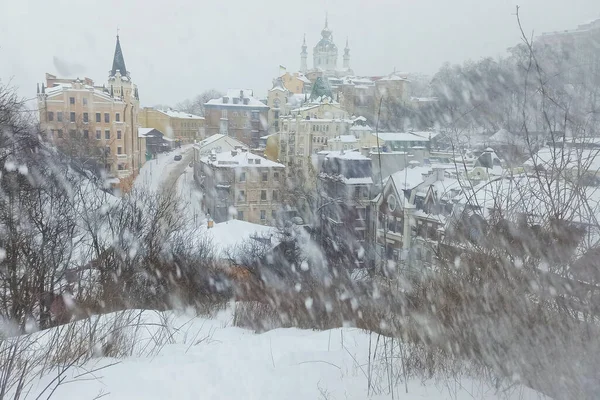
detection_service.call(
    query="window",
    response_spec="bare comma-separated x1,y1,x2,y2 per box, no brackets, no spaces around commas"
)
83,98,88,106
251,111,259,120
105,130,110,140
357,208,366,220
83,130,89,139
104,164,111,172
239,172,246,182
260,210,266,220
117,146,122,155
47,111,54,121
271,210,277,220
238,190,246,202
222,109,227,118
57,129,63,138
96,113,101,123
57,112,63,122
104,113,110,123
115,113,120,122
260,190,267,201
105,146,111,155
69,97,75,104
272,190,278,201
83,112,88,123
237,210,244,220
69,129,76,138
273,172,279,181
262,171,268,182
96,130,101,140
118,164,125,170
70,112,76,122
117,130,122,139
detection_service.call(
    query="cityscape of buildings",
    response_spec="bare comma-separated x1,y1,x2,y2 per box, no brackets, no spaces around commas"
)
34,15,600,270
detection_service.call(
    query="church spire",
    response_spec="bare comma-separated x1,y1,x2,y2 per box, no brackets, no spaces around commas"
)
325,12,328,28
300,34,308,73
343,37,350,69
110,34,128,77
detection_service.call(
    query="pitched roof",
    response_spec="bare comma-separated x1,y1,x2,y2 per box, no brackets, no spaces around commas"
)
110,35,128,77
200,149,284,168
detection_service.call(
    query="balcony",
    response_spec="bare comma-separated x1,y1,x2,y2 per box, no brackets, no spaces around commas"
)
117,169,131,178
117,154,128,160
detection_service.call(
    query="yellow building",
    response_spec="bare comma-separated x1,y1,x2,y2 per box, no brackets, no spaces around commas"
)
139,108,205,143
279,71,311,94
37,35,146,184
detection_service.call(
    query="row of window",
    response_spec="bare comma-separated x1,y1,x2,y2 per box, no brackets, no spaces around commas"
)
69,97,88,106
237,209,276,221
221,110,261,120
51,129,123,141
237,189,279,202
47,111,121,123
238,171,280,183
102,163,129,173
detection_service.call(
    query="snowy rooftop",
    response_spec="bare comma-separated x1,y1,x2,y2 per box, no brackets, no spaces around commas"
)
138,127,159,138
206,89,268,108
373,132,430,142
350,125,372,132
159,109,204,120
45,83,122,102
524,146,600,172
389,166,434,190
323,150,369,160
201,149,284,168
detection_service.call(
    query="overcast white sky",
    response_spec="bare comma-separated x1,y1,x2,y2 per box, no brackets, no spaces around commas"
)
0,0,598,107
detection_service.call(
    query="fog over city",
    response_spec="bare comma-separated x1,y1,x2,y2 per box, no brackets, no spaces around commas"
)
0,0,598,105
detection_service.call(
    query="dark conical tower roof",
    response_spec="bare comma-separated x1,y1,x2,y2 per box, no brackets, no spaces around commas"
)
110,35,128,77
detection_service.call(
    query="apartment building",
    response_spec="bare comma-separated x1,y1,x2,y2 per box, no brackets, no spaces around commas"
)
278,100,352,181
204,89,269,148
37,35,145,181
317,150,373,262
198,147,285,225
139,107,204,143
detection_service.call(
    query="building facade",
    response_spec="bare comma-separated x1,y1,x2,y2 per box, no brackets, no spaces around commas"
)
204,89,269,148
139,108,204,143
318,150,373,263
198,148,284,225
37,35,145,181
278,101,353,180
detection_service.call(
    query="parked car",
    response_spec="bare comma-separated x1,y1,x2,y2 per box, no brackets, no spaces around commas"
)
174,154,182,161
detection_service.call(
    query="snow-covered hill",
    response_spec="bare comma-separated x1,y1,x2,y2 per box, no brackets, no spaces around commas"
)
19,309,545,400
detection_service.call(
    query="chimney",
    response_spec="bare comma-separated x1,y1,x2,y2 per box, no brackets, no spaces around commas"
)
433,166,445,181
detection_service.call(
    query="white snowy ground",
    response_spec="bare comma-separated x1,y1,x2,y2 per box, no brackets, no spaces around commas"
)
22,309,546,400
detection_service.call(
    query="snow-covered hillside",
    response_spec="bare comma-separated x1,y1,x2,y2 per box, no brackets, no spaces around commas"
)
21,309,545,400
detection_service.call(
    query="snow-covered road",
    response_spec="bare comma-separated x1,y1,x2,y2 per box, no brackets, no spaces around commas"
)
134,145,194,193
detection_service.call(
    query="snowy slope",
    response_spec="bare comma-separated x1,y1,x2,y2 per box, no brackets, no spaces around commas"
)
22,310,546,400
